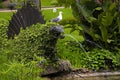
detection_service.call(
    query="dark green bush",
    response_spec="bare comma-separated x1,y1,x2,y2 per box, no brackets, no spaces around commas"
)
0,18,120,73
0,3,6,8
73,0,120,51
57,40,120,71
57,0,120,51
0,20,44,80
82,49,119,71
0,19,9,54
8,23,58,61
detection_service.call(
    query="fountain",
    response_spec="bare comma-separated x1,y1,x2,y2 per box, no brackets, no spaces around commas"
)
7,1,120,79
41,32,120,80
39,25,72,77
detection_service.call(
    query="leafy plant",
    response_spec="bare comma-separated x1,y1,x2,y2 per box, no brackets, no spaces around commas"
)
0,19,9,54
57,0,120,51
0,20,48,80
8,23,58,61
83,49,120,71
0,60,43,80
57,40,120,71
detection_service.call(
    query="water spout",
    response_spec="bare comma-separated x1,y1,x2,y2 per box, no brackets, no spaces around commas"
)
64,34,91,67
64,34,86,53
86,39,102,49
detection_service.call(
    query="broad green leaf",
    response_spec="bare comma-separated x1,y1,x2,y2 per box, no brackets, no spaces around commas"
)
99,26,108,42
117,18,120,33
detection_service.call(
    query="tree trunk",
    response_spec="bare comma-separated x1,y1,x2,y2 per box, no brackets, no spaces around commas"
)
34,0,41,10
27,0,41,10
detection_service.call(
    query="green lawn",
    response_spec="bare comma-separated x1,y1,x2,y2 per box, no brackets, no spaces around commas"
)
0,12,13,20
42,8,74,21
41,0,56,7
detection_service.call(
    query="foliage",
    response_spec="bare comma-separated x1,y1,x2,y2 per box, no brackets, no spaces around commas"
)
79,0,120,51
10,0,24,3
57,40,84,68
50,0,58,6
0,20,47,80
0,16,120,73
0,60,43,80
41,0,56,7
58,17,83,35
57,0,75,7
8,23,58,61
0,18,9,59
0,19,9,54
57,40,120,71
0,5,120,76
0,3,5,8
82,49,120,71
57,0,120,51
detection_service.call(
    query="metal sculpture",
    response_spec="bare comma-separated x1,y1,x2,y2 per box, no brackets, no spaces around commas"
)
7,2,45,39
43,26,64,61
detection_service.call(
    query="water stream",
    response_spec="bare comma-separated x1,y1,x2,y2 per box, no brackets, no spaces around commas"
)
64,34,86,52
64,34,90,60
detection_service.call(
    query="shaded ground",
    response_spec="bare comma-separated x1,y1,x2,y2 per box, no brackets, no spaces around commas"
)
46,69,120,80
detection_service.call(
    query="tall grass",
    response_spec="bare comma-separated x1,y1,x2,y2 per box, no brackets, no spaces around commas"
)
0,60,43,80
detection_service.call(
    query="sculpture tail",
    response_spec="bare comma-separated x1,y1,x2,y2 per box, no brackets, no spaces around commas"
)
7,3,46,39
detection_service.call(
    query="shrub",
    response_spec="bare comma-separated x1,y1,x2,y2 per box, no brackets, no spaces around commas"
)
0,60,43,80
0,19,9,54
57,0,120,51
0,3,5,8
8,23,58,61
84,49,120,71
73,0,120,51
57,41,120,71
0,20,45,80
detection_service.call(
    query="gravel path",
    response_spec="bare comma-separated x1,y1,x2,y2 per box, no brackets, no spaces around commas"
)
0,7,64,12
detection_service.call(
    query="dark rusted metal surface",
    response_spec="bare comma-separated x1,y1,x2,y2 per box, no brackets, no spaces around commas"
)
7,4,45,39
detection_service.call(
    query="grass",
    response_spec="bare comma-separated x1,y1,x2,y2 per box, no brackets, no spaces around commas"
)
41,0,55,7
0,12,13,20
0,8,73,21
42,8,74,21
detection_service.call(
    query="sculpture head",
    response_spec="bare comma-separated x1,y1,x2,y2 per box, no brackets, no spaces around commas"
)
49,26,64,39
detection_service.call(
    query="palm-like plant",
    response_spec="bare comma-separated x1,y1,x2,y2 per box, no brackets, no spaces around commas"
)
57,0,120,51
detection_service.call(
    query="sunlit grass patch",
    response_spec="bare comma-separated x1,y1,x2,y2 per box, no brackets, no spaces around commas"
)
0,12,13,20
42,8,74,21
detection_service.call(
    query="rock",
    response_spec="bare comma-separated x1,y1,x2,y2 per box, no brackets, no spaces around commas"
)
41,60,72,77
